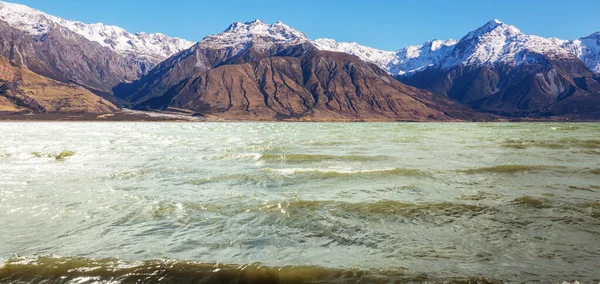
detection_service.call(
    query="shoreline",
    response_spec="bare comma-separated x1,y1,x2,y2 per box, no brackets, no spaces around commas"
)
0,109,596,122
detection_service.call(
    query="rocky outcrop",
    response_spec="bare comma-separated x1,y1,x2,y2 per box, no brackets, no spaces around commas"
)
0,56,119,113
138,51,488,121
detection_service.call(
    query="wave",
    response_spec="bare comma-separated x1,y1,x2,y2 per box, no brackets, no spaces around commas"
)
205,153,263,161
257,153,387,163
265,167,428,178
107,168,159,180
588,168,600,175
501,138,600,149
509,196,554,209
549,126,581,131
460,192,504,201
460,165,564,174
332,200,491,218
188,167,428,186
204,153,389,163
0,256,500,284
139,199,492,222
188,173,266,185
580,202,600,219
509,197,600,220
461,165,599,176
567,185,599,192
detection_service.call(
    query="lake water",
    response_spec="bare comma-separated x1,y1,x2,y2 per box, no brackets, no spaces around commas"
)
0,122,599,283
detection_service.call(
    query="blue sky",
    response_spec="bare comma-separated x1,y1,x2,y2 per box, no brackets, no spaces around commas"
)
11,0,600,51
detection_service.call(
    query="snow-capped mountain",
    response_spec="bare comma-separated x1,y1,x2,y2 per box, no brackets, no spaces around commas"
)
312,19,600,77
116,19,315,103
0,1,194,65
395,19,600,118
564,32,600,73
439,19,574,69
202,19,308,50
312,38,457,76
389,39,458,75
312,38,396,68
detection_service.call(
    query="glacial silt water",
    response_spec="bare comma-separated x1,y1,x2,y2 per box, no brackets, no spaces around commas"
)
0,122,599,283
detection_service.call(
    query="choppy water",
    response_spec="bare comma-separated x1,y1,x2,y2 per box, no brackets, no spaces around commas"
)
0,122,599,283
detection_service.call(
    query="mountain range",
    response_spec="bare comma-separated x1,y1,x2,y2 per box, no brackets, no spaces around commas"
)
318,20,600,118
0,1,598,120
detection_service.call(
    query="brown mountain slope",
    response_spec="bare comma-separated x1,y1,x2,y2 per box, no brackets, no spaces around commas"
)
0,56,119,113
140,51,489,121
113,20,316,104
114,40,314,105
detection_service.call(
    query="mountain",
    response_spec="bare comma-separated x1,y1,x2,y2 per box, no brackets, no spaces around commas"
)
0,1,193,93
0,1,193,67
313,38,457,76
312,38,397,69
1,1,596,120
312,20,600,80
139,50,487,121
119,20,487,121
564,32,600,73
317,20,600,119
397,20,600,118
434,20,572,69
0,55,119,113
115,20,315,103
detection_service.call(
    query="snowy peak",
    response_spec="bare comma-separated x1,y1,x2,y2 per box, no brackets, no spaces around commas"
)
563,31,600,73
439,19,575,69
0,1,194,64
225,19,266,32
582,32,600,39
312,37,458,76
0,0,54,34
202,19,308,49
311,19,594,76
389,39,458,75
402,39,458,58
425,39,459,51
456,19,522,50
463,19,522,41
312,38,396,67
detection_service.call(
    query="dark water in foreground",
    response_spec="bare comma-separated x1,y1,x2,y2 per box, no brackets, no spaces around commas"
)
0,122,599,283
